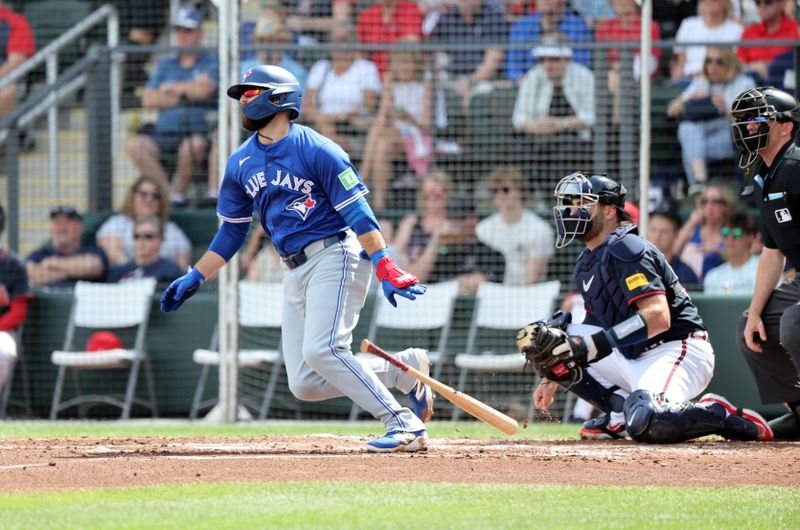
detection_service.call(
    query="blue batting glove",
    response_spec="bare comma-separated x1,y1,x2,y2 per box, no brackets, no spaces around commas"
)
160,268,205,313
381,281,427,308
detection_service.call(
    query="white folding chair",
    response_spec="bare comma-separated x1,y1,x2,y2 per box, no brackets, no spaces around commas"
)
349,280,460,421
452,280,561,421
0,325,31,419
50,278,158,419
190,280,284,420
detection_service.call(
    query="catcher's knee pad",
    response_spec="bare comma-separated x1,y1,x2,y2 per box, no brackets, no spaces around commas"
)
558,367,623,414
624,390,727,444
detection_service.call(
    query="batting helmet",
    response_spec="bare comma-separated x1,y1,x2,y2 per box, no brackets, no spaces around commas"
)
227,64,302,121
730,86,800,168
553,172,632,248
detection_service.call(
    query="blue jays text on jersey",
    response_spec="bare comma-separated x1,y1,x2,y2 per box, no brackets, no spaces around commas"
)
216,123,369,257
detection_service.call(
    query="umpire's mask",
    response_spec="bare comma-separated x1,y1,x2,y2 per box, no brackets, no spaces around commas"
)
553,172,599,248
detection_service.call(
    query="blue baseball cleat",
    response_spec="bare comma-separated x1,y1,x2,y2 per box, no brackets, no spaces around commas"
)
367,429,429,453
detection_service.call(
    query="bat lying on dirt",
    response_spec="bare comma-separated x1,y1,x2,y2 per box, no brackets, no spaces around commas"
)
360,339,518,435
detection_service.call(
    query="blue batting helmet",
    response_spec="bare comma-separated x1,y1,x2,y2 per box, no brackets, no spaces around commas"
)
227,65,302,121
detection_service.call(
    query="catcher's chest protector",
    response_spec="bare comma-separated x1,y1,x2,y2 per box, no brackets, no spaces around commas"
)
574,230,641,359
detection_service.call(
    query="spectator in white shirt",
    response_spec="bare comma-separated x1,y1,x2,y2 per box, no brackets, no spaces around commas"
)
703,211,760,295
475,166,554,285
671,0,743,81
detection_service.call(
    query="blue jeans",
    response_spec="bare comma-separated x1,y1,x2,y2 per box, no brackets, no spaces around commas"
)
677,118,736,184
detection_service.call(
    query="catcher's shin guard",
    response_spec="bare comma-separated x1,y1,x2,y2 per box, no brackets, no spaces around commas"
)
556,367,623,414
623,390,733,444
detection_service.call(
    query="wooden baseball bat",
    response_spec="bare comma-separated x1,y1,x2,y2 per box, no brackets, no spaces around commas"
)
360,339,518,435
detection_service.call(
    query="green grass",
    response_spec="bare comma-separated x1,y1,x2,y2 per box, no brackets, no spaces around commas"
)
1,482,798,530
0,420,579,440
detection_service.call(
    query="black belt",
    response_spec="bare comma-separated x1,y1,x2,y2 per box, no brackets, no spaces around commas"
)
282,232,347,270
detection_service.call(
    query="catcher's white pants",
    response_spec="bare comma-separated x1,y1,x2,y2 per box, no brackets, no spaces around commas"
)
568,323,715,403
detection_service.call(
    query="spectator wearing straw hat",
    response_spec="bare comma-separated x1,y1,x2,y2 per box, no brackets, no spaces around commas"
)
241,11,308,90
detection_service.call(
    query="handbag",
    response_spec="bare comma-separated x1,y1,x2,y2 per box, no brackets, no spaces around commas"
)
682,96,724,122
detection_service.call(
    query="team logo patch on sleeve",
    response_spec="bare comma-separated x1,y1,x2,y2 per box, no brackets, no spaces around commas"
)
338,168,358,190
625,272,648,291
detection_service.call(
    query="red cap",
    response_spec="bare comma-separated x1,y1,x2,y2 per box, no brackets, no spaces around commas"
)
624,201,640,226
85,331,124,352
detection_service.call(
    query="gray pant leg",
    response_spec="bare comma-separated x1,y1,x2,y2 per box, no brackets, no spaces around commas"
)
737,277,800,404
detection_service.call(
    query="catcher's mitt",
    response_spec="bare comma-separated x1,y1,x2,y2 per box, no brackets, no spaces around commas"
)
516,322,584,382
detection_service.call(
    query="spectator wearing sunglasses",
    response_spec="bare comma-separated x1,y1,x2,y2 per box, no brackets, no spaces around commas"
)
107,216,183,286
703,211,761,294
475,166,553,285
96,176,192,270
736,0,798,83
673,183,736,280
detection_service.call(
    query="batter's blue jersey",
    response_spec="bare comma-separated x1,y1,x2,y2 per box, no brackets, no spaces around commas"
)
217,124,368,256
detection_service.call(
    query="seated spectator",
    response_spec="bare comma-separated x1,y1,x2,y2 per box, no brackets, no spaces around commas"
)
0,4,35,117
241,11,308,89
736,0,799,83
126,4,219,207
475,166,554,284
302,24,382,160
120,0,169,108
512,34,594,193
672,183,736,280
596,0,662,123
571,0,616,28
666,47,754,189
653,0,698,40
428,0,508,107
0,204,32,397
703,211,760,294
107,216,183,285
26,206,107,289
286,0,355,46
96,176,192,270
646,207,701,290
505,0,592,83
766,48,796,91
357,0,423,77
394,170,454,273
360,43,433,213
671,0,742,81
424,195,505,294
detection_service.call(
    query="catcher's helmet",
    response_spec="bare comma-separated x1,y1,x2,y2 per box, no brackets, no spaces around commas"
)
552,172,632,248
730,86,800,168
227,64,302,121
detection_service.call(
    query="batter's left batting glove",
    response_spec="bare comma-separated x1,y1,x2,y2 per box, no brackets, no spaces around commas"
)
367,249,426,307
160,268,205,313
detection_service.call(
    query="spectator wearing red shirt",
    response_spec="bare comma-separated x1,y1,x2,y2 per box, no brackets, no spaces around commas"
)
596,0,662,123
736,0,799,81
0,4,35,117
357,0,423,76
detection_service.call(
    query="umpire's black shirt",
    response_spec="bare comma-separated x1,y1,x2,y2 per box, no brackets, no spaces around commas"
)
753,141,800,266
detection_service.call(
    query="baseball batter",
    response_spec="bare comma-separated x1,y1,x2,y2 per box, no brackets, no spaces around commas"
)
160,65,433,452
518,172,772,443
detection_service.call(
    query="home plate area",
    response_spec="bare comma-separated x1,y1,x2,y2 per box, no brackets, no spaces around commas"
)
0,436,797,492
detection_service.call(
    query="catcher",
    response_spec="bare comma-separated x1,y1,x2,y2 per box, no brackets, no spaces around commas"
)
517,172,772,443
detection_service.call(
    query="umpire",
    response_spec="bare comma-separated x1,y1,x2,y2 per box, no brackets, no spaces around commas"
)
730,86,800,440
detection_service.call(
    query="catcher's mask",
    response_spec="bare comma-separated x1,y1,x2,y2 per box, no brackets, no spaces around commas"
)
553,172,631,248
730,86,800,168
227,64,302,121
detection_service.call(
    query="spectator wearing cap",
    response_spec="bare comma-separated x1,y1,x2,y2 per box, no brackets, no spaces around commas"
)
126,3,219,207
512,33,594,194
422,195,505,295
475,166,553,285
241,11,308,90
646,207,701,290
505,0,592,83
107,216,183,286
26,206,107,289
0,203,32,397
736,0,799,83
703,211,761,295
0,3,35,118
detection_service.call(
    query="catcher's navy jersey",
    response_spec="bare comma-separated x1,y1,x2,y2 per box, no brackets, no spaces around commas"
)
575,225,705,359
217,124,368,256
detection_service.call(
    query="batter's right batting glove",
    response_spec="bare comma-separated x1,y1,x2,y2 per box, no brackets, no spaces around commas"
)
368,249,426,307
160,268,205,313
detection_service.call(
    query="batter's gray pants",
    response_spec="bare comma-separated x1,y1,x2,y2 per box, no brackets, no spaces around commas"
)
737,276,800,404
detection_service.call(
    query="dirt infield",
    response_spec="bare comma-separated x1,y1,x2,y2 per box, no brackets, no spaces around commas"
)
0,436,798,492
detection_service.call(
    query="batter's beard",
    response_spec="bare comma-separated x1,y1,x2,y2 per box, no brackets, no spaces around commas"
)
242,113,276,132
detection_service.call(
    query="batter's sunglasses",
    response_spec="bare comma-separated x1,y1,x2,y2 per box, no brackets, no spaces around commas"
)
721,227,745,238
242,88,263,98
